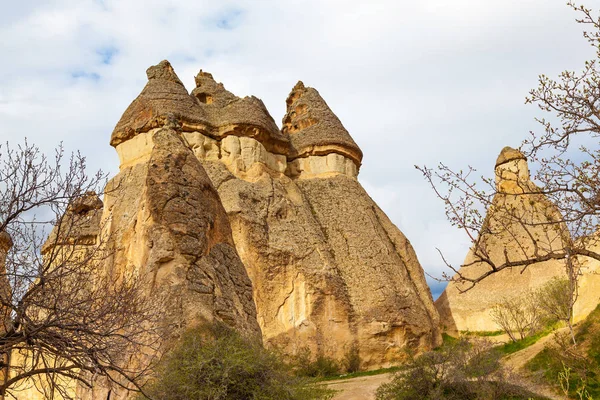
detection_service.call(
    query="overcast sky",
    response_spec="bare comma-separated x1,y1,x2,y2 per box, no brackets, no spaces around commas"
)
0,0,594,299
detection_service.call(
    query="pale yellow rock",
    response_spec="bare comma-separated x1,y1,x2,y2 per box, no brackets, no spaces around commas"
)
573,234,600,323
115,128,157,169
193,78,441,368
286,153,358,179
436,147,570,333
182,131,220,161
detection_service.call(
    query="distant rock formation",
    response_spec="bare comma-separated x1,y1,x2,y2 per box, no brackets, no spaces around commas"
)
435,146,570,333
110,60,440,369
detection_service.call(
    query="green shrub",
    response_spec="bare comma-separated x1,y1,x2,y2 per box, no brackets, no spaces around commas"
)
527,329,600,399
497,322,558,355
342,344,361,373
376,338,547,400
138,324,333,400
293,347,341,378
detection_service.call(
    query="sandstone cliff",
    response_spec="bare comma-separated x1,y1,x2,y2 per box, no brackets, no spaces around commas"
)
435,147,570,333
109,61,440,368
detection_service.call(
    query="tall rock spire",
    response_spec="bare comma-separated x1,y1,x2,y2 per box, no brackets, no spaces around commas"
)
435,146,570,333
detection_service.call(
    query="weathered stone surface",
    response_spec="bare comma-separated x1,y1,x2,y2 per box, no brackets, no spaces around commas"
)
436,147,569,333
283,81,363,167
105,128,260,336
111,60,206,147
179,76,441,367
41,192,103,253
574,234,600,323
296,175,441,365
200,159,357,363
192,71,289,155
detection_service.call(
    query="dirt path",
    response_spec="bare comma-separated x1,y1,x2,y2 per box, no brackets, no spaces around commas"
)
502,327,569,400
325,373,393,400
503,328,567,370
324,329,568,400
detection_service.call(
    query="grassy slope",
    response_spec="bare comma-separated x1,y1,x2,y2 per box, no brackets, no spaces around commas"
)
527,305,600,398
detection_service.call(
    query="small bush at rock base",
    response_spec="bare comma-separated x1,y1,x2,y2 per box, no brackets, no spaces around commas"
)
376,338,548,400
138,324,333,400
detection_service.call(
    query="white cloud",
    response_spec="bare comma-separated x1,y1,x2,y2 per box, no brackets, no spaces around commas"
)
0,0,594,297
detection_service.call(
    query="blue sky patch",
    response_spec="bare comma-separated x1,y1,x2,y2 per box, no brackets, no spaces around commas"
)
96,46,118,65
216,9,244,30
71,71,101,81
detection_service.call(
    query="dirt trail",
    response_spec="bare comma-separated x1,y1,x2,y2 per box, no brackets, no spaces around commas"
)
503,328,567,370
325,329,568,400
325,373,393,400
502,328,569,400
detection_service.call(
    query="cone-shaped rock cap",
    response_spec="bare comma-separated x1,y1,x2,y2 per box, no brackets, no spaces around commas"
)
111,60,206,147
495,146,526,168
191,70,289,155
283,81,363,167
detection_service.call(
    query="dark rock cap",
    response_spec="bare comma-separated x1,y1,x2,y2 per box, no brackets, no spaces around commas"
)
495,146,527,168
111,60,207,147
191,70,289,155
282,81,363,167
111,61,290,155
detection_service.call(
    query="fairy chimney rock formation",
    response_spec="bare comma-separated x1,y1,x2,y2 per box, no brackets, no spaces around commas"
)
284,81,362,179
162,63,439,368
104,125,260,338
435,146,569,333
72,61,441,377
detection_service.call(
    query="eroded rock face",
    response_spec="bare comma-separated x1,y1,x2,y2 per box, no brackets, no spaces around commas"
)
185,72,439,367
296,175,441,364
435,147,570,333
41,192,104,253
104,128,260,336
70,128,261,400
27,61,439,394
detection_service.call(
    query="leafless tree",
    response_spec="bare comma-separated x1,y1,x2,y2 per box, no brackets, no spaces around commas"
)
0,140,164,399
418,2,600,344
490,292,541,342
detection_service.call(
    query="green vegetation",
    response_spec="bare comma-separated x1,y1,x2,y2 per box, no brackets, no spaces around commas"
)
497,323,559,355
138,324,334,400
460,330,504,337
440,332,459,347
293,348,342,378
294,344,364,378
376,338,548,400
317,366,402,382
342,344,361,373
527,305,600,399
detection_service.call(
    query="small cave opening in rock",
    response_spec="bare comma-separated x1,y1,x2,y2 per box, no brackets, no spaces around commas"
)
196,92,213,104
